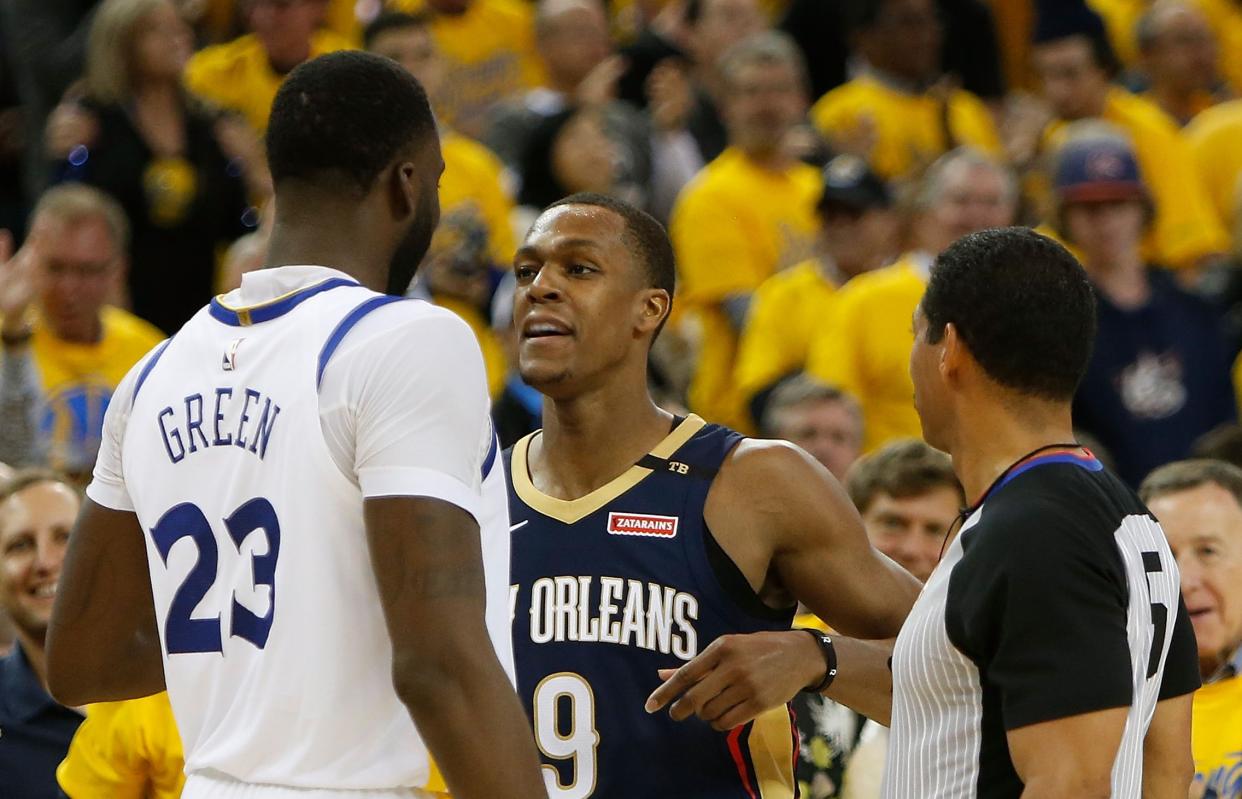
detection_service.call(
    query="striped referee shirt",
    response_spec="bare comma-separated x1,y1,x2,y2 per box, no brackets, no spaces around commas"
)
883,448,1201,798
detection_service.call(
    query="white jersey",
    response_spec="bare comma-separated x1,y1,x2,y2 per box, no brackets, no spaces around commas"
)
87,266,513,791
883,451,1200,798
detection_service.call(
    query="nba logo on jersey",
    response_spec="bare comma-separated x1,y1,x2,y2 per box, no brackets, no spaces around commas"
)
222,338,243,371
607,512,678,538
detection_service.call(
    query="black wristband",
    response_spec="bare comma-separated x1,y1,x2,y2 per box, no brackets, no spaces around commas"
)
0,325,33,348
799,628,838,693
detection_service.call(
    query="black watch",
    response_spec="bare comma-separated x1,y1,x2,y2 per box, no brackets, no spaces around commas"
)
798,628,838,693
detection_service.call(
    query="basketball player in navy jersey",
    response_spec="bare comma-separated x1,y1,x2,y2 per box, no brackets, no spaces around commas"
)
506,192,921,798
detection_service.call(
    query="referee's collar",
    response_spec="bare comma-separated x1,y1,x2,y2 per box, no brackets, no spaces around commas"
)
968,444,1102,511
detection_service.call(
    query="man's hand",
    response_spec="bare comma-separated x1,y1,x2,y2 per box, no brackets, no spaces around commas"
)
644,630,823,730
575,54,627,107
45,101,98,159
0,228,47,337
646,59,692,133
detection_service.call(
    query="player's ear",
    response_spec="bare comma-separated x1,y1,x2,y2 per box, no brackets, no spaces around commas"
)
940,322,965,382
388,160,418,221
635,288,670,337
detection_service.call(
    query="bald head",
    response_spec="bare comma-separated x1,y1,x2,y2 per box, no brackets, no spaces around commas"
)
535,0,611,89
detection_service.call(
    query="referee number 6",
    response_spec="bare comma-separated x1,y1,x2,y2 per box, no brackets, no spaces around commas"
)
533,672,600,799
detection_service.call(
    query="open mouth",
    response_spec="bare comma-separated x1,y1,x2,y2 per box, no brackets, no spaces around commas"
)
28,581,57,600
522,319,573,340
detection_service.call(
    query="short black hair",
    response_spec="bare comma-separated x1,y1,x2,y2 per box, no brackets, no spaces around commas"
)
363,10,431,50
545,192,676,300
921,227,1097,401
266,51,437,195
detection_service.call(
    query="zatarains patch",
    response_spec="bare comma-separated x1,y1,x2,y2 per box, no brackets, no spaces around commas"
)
607,512,679,538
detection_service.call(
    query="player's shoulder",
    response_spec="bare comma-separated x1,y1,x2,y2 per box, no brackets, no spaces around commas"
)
714,437,831,502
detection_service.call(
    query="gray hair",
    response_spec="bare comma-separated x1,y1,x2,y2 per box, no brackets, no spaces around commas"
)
910,147,1018,215
760,375,862,438
718,30,809,92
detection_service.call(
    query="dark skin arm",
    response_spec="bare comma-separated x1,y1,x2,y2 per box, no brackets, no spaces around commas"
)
46,500,165,706
647,440,920,728
364,497,547,799
1142,694,1196,798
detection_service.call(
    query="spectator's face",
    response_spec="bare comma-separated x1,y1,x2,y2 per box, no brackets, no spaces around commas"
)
1144,6,1218,94
249,0,320,67
691,0,764,71
1062,198,1146,266
551,111,617,195
859,0,943,83
369,26,446,99
769,399,862,480
1147,482,1242,673
132,1,194,83
822,206,899,277
723,60,806,155
1033,36,1111,120
0,482,79,644
918,162,1015,254
513,206,662,395
39,215,121,341
861,487,959,581
539,3,612,89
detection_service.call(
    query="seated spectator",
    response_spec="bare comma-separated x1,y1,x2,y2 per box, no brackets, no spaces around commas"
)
44,0,263,335
486,0,681,219
758,378,863,481
618,0,767,167
1186,97,1242,238
809,0,1002,184
387,0,544,138
735,155,896,419
0,185,164,479
516,107,626,215
57,691,185,799
1052,128,1236,485
806,147,1016,452
1043,127,1237,484
183,0,352,134
364,12,516,268
1029,2,1228,268
0,470,85,798
1136,0,1230,126
669,31,820,431
1140,460,1242,797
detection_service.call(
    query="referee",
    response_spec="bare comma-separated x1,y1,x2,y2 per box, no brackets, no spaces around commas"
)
649,227,1201,797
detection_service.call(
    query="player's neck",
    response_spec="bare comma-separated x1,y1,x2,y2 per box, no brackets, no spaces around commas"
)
533,384,673,500
950,396,1077,506
265,217,389,292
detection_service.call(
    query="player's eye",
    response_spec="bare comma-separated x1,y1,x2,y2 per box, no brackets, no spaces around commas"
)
568,262,595,276
515,264,537,280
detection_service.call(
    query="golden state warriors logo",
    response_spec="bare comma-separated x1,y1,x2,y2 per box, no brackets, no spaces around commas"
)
40,381,112,474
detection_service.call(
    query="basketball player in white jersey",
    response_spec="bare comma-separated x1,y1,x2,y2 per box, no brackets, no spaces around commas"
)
44,52,547,799
651,228,1201,797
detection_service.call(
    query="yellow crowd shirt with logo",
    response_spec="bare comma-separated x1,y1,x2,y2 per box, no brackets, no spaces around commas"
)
805,253,929,453
734,258,840,410
1042,89,1229,268
439,131,517,267
183,30,354,133
56,693,184,799
388,0,543,137
809,74,1002,182
1187,99,1242,234
1191,675,1242,797
669,148,820,432
20,307,164,476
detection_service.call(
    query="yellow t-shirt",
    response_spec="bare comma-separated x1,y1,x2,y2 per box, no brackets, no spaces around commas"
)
809,74,1001,183
1186,99,1242,236
17,307,165,475
1042,89,1230,268
57,693,184,799
805,253,928,453
669,148,820,432
183,31,354,133
734,258,840,412
1191,675,1242,796
439,131,517,267
388,0,544,137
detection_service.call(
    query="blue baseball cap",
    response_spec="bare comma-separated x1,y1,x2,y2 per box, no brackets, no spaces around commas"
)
1054,136,1147,204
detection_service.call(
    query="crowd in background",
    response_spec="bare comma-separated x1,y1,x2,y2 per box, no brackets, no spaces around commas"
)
2,0,1242,796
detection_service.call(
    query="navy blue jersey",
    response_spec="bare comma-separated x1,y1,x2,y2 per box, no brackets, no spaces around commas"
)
507,415,799,799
